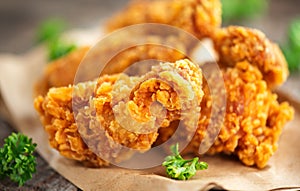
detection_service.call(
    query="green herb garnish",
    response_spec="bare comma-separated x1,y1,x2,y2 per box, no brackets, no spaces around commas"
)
162,143,208,180
48,40,77,61
282,18,300,72
36,19,77,61
0,132,37,186
221,0,268,23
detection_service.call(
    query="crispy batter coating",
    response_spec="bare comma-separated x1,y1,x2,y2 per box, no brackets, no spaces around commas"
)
206,62,293,168
158,61,294,168
34,83,110,167
106,0,288,88
102,39,186,75
33,0,294,169
35,36,186,97
106,0,222,39
34,47,90,96
34,59,203,166
212,26,289,88
36,28,288,97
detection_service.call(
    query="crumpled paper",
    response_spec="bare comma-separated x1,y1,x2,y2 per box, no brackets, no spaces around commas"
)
0,27,299,191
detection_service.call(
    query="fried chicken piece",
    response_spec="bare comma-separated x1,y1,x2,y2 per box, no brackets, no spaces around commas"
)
106,0,222,39
35,35,187,96
34,59,203,166
34,82,110,167
212,26,289,88
106,0,288,88
204,61,293,168
34,0,292,169
156,61,294,168
101,37,186,76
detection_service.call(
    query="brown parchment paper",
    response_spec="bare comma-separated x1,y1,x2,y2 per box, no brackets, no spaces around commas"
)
0,28,300,191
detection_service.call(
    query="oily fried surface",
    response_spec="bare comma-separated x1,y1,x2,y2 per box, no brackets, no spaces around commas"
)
36,28,289,97
106,0,288,88
212,26,289,88
34,83,109,167
34,47,90,97
190,62,293,168
86,60,203,158
155,61,294,168
34,36,186,97
102,39,186,75
106,0,222,39
33,0,294,169
34,59,203,166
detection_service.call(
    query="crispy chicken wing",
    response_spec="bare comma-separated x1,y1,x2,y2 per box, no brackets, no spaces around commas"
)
34,59,203,166
33,0,294,169
106,0,222,39
105,0,288,88
203,61,293,168
34,35,187,96
34,82,110,167
212,26,289,88
156,61,294,168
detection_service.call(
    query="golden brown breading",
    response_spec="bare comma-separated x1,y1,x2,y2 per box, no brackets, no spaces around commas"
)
212,26,289,88
106,0,288,88
105,0,222,39
157,61,294,168
34,47,90,96
206,61,293,168
34,36,187,97
34,83,110,167
33,0,294,169
34,59,203,166
102,41,186,76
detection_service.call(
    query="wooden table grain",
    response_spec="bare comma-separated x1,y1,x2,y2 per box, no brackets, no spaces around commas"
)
0,0,299,190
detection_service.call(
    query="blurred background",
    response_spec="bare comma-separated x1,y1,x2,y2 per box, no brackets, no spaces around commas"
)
0,0,128,53
0,0,299,54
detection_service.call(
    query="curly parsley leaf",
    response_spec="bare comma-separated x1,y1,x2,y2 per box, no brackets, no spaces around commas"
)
162,143,208,180
0,133,37,186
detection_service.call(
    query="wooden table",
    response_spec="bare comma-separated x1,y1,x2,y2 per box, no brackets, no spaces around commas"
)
0,95,80,190
0,0,299,190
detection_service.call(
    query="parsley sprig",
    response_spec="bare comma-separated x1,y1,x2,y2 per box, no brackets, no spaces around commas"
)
0,133,37,186
162,143,208,180
36,19,77,61
48,40,77,61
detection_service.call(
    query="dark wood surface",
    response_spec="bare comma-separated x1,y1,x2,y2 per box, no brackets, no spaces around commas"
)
0,95,80,191
0,0,300,190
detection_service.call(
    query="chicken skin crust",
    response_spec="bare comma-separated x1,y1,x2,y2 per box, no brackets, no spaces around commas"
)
212,26,289,88
33,0,293,169
200,61,293,168
157,61,294,168
34,36,186,97
34,59,203,167
105,0,222,39
105,0,288,88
